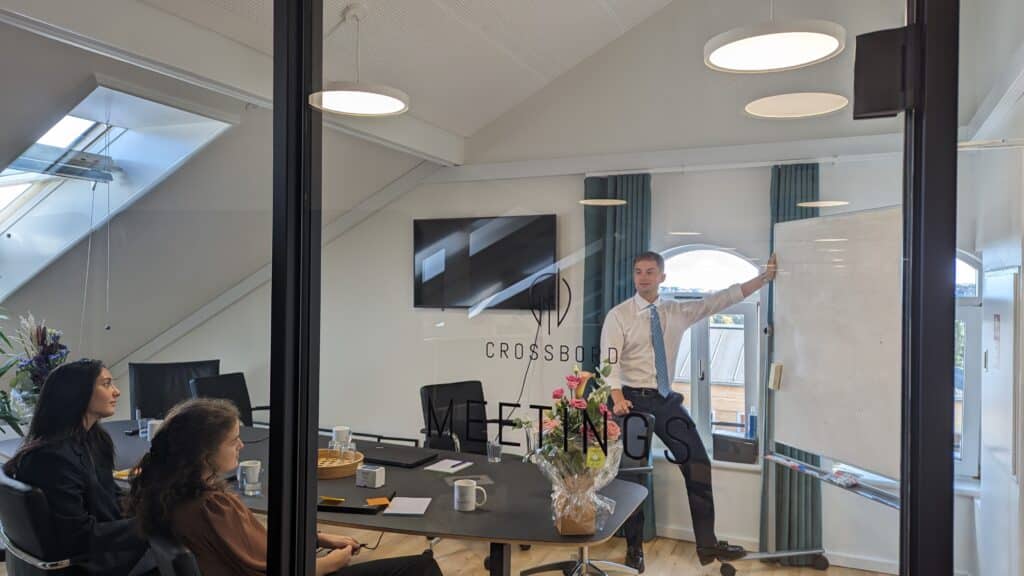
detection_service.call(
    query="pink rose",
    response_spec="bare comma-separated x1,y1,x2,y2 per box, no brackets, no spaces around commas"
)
570,398,588,410
552,388,565,400
599,404,611,416
565,375,582,390
543,418,561,433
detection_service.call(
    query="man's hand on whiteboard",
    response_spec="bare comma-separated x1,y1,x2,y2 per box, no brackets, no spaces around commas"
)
764,253,778,282
741,253,777,297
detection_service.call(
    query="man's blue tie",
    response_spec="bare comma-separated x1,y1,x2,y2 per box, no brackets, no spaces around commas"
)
649,304,671,397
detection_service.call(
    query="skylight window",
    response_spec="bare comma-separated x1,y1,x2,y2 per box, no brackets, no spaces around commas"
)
0,183,32,212
35,115,95,148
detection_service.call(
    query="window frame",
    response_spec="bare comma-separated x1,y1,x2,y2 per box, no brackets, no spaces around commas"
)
660,245,763,459
955,250,982,478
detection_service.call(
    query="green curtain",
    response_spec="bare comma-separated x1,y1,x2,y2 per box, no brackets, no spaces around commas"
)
581,174,652,366
759,164,823,565
582,173,655,541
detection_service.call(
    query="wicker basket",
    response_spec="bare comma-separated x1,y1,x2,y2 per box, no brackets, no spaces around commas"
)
317,449,364,480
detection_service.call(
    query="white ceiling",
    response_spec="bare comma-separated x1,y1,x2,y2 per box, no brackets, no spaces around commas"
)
139,0,674,136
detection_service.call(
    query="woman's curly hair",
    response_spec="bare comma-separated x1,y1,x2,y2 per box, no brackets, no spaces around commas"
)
128,398,240,538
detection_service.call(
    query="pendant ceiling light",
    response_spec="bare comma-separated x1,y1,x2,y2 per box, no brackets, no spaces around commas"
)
309,4,409,117
745,92,849,118
704,0,845,73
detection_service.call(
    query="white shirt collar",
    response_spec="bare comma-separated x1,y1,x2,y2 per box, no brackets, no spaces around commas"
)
633,292,662,314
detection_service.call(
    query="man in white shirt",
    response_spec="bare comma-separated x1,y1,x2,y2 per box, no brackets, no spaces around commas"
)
602,251,776,571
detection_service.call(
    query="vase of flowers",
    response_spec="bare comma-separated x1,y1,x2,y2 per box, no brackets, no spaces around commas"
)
0,314,69,436
530,363,623,536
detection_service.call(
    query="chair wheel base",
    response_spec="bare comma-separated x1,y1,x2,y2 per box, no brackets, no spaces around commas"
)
720,563,736,576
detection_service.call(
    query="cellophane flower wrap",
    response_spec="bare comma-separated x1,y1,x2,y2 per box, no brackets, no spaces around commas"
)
529,362,622,535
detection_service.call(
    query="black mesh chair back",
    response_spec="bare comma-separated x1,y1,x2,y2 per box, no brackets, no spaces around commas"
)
189,372,268,427
129,360,219,419
420,381,488,455
0,467,72,575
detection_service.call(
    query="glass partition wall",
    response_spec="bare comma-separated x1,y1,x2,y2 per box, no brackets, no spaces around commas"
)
306,1,957,575
0,0,971,574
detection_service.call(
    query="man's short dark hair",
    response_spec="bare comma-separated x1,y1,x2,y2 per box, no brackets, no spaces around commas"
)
633,251,664,272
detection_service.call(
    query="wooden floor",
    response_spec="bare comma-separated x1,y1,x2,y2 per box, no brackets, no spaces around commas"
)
0,526,886,575
315,525,885,576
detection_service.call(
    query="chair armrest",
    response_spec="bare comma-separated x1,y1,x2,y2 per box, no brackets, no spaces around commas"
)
618,465,654,475
420,428,462,452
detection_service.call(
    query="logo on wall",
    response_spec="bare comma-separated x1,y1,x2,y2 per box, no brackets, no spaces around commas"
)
485,269,617,367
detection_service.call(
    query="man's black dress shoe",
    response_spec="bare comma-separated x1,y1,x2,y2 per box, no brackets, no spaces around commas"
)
697,540,746,566
625,546,645,573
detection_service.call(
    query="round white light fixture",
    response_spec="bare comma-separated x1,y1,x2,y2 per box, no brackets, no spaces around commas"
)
669,231,702,236
309,81,409,116
705,19,846,73
579,199,627,207
745,92,849,119
797,200,850,208
814,237,848,243
310,4,410,117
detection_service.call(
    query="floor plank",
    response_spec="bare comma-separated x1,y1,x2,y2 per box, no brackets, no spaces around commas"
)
0,528,887,575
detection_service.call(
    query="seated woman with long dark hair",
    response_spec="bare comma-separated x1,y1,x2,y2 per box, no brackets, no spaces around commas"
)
3,359,147,574
129,398,442,576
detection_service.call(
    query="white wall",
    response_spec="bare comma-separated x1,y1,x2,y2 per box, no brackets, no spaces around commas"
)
651,168,772,260
467,0,904,164
0,28,421,419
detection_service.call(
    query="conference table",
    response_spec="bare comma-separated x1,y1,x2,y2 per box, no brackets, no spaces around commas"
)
0,421,648,576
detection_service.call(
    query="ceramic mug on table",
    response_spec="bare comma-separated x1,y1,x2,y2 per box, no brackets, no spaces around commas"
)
453,478,487,512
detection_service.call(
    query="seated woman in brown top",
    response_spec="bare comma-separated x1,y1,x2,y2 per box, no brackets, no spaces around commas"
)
128,399,442,576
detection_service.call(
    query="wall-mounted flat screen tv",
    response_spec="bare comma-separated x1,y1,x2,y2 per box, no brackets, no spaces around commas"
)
413,215,557,310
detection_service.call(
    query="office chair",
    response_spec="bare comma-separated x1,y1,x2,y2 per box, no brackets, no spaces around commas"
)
129,360,219,419
0,467,81,575
127,535,200,576
419,381,535,562
189,372,269,427
519,412,655,576
419,381,489,455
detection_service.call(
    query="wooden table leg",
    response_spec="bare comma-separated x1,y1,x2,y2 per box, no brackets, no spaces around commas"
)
489,542,511,576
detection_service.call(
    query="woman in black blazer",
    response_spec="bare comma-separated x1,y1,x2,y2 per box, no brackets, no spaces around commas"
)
3,359,146,574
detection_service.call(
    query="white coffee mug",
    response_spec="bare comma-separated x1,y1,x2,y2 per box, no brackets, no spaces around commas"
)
332,426,351,444
453,479,487,512
238,460,261,483
146,419,163,440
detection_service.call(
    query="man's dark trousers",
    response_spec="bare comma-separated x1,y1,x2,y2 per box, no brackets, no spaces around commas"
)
620,386,717,549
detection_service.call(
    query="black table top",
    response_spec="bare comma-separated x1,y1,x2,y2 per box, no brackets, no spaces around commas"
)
0,420,647,547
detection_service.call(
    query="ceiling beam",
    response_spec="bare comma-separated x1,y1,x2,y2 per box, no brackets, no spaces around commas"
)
0,2,464,165
427,133,905,183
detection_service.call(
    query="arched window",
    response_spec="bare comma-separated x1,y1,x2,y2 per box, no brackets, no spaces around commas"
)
660,246,761,452
660,248,760,297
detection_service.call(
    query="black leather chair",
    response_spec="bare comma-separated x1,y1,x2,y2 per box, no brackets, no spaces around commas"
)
129,360,219,419
189,372,269,427
419,381,489,455
0,467,79,575
126,535,200,576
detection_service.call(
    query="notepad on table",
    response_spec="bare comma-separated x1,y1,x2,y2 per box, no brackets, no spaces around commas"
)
423,459,473,474
382,497,432,516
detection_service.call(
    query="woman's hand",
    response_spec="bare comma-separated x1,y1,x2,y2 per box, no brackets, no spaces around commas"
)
318,533,361,555
315,548,353,576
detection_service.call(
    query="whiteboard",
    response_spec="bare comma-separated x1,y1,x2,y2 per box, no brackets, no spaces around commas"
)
773,206,903,480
